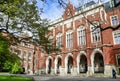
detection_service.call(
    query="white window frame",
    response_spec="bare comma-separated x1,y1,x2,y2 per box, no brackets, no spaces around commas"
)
113,30,120,45
28,52,32,59
56,33,62,48
17,49,22,57
10,47,14,53
23,51,27,59
110,15,119,26
90,22,101,43
66,30,73,49
77,26,86,46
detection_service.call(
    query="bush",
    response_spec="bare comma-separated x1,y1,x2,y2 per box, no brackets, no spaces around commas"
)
10,61,23,74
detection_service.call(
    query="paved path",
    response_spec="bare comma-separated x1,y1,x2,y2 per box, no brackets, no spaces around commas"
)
1,73,120,81
32,75,120,81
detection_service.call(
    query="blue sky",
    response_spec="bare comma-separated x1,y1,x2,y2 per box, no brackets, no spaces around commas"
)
37,0,110,21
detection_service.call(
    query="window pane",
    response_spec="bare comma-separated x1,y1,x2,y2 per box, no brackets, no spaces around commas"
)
91,25,101,43
111,16,119,26
114,31,120,44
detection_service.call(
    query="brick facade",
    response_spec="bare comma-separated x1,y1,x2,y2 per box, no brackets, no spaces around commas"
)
13,1,120,77
36,1,120,77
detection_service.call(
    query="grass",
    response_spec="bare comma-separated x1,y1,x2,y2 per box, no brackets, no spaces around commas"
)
0,75,34,81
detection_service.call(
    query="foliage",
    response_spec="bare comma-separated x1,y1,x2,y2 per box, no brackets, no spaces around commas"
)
0,0,54,52
0,33,10,71
5,53,22,73
10,61,23,74
0,0,63,54
4,61,13,72
0,33,22,73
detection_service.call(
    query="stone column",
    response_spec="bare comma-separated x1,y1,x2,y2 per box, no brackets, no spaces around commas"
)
60,67,66,76
71,66,78,76
104,65,116,77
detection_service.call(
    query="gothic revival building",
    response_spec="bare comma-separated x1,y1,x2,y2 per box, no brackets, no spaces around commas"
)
37,0,120,77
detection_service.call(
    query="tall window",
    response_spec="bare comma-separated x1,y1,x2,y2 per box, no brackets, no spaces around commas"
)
23,51,26,62
113,31,120,44
91,23,101,43
10,47,14,53
77,27,86,45
28,52,32,62
111,15,119,26
28,63,30,70
56,34,62,48
17,50,21,57
28,52,31,58
66,32,73,48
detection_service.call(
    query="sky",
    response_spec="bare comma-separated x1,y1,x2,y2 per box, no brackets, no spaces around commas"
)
37,0,110,21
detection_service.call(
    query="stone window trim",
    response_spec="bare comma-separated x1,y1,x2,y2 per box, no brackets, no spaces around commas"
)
23,50,27,58
28,52,32,59
66,30,74,49
17,49,22,57
113,30,120,45
77,26,86,46
10,47,15,53
110,15,119,26
56,33,63,48
90,22,101,43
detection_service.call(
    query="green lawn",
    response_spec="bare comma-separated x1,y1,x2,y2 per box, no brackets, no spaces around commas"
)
0,75,34,81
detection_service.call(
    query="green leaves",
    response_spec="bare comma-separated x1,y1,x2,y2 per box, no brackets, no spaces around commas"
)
11,61,23,74
0,33,21,72
0,0,61,55
0,34,9,54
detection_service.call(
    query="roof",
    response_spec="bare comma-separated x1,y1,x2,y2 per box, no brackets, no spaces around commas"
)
104,0,120,11
76,1,96,11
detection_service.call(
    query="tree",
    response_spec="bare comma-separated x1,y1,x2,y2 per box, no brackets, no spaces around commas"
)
0,33,21,72
0,33,10,71
0,33,22,73
0,0,46,47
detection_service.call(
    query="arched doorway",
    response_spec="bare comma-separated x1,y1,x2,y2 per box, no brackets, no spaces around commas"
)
79,54,88,73
47,58,52,74
94,53,104,73
56,57,62,74
67,56,73,74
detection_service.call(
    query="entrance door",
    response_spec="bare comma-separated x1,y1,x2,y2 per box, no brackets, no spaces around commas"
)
67,56,73,74
94,53,104,73
79,55,87,73
56,57,61,74
116,55,120,74
48,59,52,74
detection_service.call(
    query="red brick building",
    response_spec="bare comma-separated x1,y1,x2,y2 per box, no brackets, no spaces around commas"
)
12,0,120,77
10,36,41,75
37,0,120,77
